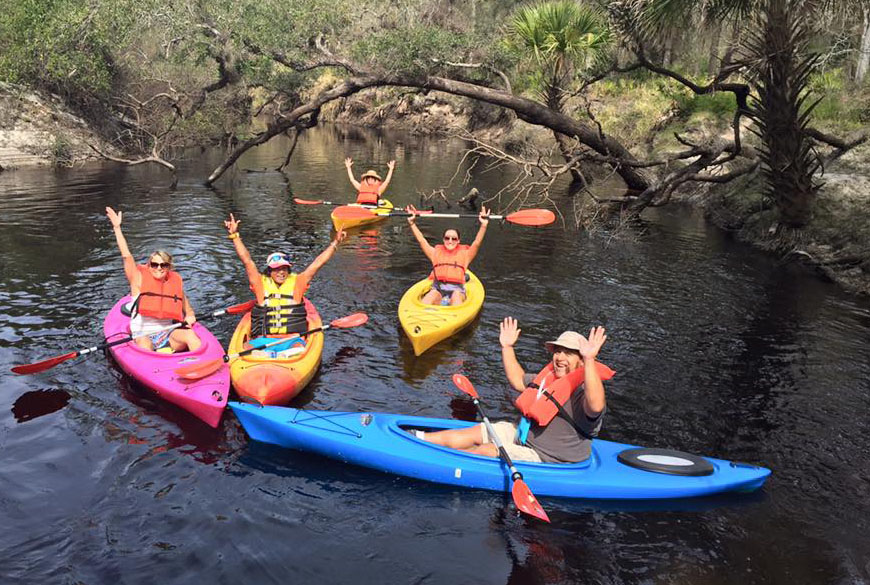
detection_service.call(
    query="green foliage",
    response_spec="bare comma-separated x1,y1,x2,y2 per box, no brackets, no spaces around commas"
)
50,134,74,166
351,27,472,75
505,0,612,107
0,0,145,106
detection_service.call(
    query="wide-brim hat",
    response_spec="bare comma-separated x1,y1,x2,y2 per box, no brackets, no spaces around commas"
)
544,331,583,352
265,252,292,269
360,169,382,181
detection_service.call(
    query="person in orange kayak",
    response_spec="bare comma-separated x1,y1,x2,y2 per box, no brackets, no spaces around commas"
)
344,157,396,205
106,207,201,352
419,317,611,463
405,203,490,306
224,213,346,353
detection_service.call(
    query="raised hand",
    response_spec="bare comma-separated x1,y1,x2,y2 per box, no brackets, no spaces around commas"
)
479,205,491,226
106,207,123,227
344,157,353,169
224,213,241,234
577,326,607,361
405,204,419,225
334,229,347,245
387,160,396,171
499,317,521,348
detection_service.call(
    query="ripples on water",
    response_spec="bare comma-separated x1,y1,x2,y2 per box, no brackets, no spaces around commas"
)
1,127,869,584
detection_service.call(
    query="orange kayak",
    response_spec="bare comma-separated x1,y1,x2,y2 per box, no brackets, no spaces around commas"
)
228,297,324,405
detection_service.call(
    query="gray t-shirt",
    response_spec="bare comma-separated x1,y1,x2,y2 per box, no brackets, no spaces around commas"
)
521,372,605,463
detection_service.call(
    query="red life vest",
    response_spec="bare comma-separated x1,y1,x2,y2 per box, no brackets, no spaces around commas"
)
135,265,185,321
356,181,381,205
515,361,615,426
428,244,470,284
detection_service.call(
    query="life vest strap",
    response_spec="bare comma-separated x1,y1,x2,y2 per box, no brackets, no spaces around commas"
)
540,388,595,440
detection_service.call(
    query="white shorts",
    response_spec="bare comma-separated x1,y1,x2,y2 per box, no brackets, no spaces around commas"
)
130,314,175,335
481,421,542,463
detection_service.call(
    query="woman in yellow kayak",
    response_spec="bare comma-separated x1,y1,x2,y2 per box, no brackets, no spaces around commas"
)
224,213,346,352
405,204,490,306
344,158,396,205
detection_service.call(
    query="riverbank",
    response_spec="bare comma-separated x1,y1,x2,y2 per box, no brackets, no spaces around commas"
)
3,81,868,296
0,82,119,169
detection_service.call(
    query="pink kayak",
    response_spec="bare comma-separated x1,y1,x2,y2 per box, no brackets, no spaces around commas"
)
103,296,229,427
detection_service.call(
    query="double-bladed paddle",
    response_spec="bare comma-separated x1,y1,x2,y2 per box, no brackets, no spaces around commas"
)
173,312,369,380
452,373,551,523
11,300,256,375
294,197,384,208
332,206,555,227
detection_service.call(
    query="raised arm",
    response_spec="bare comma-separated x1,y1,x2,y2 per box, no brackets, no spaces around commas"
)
465,206,490,263
344,158,361,190
500,317,527,391
377,160,396,195
405,205,436,262
224,213,261,292
577,326,608,417
295,230,347,302
106,207,139,291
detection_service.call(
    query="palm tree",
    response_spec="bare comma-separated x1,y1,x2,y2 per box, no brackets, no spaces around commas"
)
637,0,821,227
509,0,613,110
509,0,613,180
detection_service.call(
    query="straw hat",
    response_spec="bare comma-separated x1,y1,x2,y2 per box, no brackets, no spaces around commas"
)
360,169,382,181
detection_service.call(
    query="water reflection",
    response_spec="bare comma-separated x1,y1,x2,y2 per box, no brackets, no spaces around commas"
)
1,126,870,584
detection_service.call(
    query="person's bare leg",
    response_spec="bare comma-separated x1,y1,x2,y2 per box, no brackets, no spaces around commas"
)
421,424,484,449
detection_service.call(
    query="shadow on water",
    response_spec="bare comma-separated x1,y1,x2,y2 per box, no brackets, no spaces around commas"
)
11,389,71,422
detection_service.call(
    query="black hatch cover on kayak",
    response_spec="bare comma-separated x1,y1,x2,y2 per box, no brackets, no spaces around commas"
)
617,448,715,476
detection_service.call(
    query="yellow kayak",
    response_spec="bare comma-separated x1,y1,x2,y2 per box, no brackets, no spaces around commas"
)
398,270,485,356
331,199,394,231
228,297,324,405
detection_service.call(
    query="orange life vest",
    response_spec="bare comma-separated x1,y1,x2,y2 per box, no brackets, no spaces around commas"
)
135,265,185,321
429,244,470,284
515,361,615,426
356,181,381,205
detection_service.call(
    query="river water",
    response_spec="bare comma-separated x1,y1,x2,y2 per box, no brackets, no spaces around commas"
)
1,126,868,585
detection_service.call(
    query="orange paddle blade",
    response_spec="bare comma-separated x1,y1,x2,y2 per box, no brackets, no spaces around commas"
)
505,209,556,226
330,312,369,328
226,300,256,314
512,479,551,522
293,198,322,205
175,358,224,380
333,206,377,220
452,374,479,399
11,352,78,375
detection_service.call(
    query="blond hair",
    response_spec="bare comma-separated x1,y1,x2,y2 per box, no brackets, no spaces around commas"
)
148,250,174,270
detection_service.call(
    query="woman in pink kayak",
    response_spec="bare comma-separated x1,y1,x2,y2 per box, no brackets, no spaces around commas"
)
106,207,201,352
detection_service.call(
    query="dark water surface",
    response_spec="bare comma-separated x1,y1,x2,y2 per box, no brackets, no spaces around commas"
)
1,126,869,584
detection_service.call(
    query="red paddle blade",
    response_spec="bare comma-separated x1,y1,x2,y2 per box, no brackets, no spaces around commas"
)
175,358,224,380
505,209,556,226
333,206,377,220
293,198,322,205
11,352,79,375
329,312,368,328
226,300,256,314
452,374,479,399
512,479,551,522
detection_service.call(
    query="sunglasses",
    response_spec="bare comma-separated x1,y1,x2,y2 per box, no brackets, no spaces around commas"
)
443,236,459,241
149,261,170,269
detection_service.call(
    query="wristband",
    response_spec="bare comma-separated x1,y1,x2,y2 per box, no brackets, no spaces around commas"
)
228,232,239,240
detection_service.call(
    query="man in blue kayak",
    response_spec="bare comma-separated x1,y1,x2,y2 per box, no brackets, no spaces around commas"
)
419,317,611,463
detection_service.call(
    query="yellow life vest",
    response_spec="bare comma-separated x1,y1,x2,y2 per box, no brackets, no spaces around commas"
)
250,274,308,336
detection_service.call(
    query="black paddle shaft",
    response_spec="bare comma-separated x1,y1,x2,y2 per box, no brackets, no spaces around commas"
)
474,398,523,480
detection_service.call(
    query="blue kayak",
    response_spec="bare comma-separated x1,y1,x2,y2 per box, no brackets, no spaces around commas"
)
229,402,771,500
